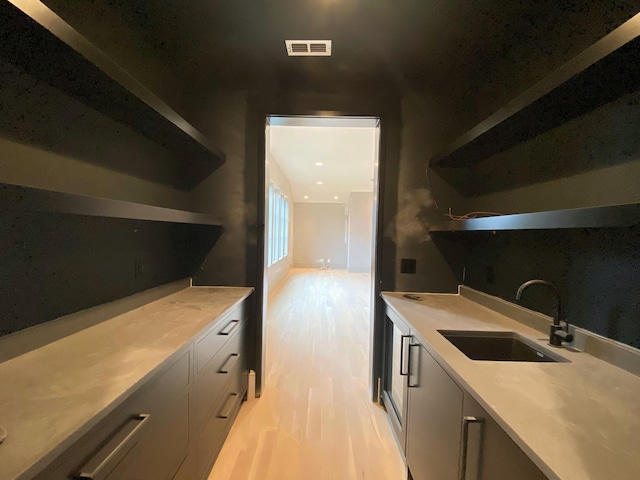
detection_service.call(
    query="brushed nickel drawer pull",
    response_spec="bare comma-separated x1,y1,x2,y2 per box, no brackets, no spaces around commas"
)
219,353,240,374
220,319,240,335
75,413,150,480
408,343,421,388
218,393,239,419
399,335,412,375
459,416,483,480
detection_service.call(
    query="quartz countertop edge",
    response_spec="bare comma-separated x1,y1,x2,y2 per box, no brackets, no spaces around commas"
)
0,286,253,480
381,292,640,480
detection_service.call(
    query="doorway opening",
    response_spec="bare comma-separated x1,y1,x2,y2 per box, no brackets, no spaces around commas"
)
262,114,381,393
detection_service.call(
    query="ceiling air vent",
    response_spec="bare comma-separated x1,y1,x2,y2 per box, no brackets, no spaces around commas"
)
285,40,332,57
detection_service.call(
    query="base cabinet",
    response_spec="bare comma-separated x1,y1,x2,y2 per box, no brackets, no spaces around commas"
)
403,339,548,480
461,393,547,480
406,343,462,480
381,309,412,453
34,294,251,480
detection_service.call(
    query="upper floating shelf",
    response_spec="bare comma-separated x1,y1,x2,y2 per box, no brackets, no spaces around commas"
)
430,14,640,169
1,0,225,189
430,203,640,232
1,183,223,226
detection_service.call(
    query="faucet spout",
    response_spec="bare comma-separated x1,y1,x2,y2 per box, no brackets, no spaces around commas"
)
515,279,573,347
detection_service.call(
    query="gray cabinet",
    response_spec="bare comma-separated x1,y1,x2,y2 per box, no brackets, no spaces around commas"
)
35,350,191,480
381,308,412,452
194,300,248,480
403,339,547,480
33,294,252,480
406,343,463,480
462,393,547,480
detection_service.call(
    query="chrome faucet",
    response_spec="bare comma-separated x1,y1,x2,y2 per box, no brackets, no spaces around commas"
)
515,280,573,347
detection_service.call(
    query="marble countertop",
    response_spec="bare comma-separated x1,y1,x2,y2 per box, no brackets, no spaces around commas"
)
382,292,640,480
0,286,253,480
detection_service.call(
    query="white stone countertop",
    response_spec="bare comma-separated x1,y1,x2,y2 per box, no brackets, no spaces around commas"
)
382,292,640,480
0,286,253,480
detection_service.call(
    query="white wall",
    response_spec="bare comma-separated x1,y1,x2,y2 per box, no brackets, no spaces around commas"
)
293,203,348,269
347,192,374,273
266,152,293,294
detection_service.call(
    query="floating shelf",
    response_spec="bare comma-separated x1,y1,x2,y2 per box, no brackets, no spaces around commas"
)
430,203,640,232
1,184,223,226
430,14,640,169
0,0,225,189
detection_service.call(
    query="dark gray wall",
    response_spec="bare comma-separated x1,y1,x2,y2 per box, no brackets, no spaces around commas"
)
0,6,218,337
186,91,252,287
392,92,464,292
425,10,640,348
43,0,187,113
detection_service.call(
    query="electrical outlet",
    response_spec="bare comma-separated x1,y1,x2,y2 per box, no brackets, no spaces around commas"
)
134,259,145,279
400,259,417,274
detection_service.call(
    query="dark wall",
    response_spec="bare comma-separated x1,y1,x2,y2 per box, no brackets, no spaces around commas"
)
185,91,252,287
457,228,640,349
0,211,218,336
426,8,640,348
393,92,463,292
42,0,188,113
0,8,217,337
441,86,640,348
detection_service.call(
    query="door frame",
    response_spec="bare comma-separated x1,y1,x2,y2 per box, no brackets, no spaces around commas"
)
248,92,401,400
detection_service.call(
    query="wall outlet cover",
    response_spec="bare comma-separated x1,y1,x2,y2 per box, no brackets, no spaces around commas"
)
401,259,417,274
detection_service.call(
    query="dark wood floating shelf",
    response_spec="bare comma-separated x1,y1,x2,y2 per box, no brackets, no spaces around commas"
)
430,203,640,232
1,184,223,226
1,0,225,188
430,14,640,169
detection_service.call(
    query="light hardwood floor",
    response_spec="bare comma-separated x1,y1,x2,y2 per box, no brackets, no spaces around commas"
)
208,268,406,480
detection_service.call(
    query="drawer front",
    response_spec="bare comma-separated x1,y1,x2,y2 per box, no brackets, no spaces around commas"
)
196,302,246,374
171,452,195,480
130,350,191,418
195,367,246,480
117,391,190,480
195,325,245,427
34,350,191,480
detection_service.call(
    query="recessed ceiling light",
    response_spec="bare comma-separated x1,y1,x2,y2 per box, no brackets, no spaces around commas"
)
315,162,323,166
304,195,308,199
334,196,339,200
316,181,323,185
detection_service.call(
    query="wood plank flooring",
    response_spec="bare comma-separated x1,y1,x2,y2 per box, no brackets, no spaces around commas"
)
208,268,406,480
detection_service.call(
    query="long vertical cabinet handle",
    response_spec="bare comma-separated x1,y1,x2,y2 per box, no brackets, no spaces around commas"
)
458,416,483,480
407,343,420,388
75,414,150,480
399,335,412,375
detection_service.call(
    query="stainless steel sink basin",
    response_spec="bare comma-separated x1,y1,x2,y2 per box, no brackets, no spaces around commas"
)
438,330,568,362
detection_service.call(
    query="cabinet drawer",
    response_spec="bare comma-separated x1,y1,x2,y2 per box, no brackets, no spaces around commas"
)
196,326,245,427
196,302,245,374
117,391,190,480
130,350,191,418
34,350,190,480
171,452,195,480
195,367,246,480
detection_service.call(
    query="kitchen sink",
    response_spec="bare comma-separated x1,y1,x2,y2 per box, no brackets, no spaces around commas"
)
438,330,568,362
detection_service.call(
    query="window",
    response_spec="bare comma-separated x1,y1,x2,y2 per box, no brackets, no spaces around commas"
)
268,182,289,266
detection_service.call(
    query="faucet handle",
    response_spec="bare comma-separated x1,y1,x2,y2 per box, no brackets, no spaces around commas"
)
554,329,574,343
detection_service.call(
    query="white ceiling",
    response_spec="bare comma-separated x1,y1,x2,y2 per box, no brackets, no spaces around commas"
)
268,121,378,204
